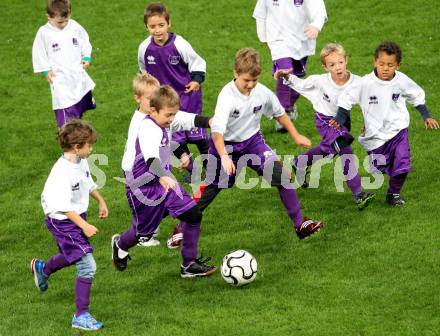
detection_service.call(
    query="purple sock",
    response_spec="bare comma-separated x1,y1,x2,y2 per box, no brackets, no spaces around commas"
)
278,186,303,229
117,226,138,251
75,277,92,317
181,221,200,267
294,146,325,169
339,147,362,195
388,173,408,194
43,254,71,277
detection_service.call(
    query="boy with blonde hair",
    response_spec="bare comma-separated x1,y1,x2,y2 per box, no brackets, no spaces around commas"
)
274,43,375,209
253,0,327,131
114,85,216,277
181,48,324,240
32,0,96,128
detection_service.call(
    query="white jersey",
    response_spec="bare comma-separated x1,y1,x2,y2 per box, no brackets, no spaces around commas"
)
283,72,360,117
32,19,95,110
211,81,285,142
41,156,97,220
338,71,426,151
122,110,197,171
253,0,327,60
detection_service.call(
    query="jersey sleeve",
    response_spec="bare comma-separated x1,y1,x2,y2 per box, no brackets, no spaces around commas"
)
174,36,206,73
305,0,328,30
337,80,362,110
211,89,233,135
265,87,286,119
252,0,267,20
401,74,426,107
138,119,163,160
284,74,318,103
170,111,196,132
137,39,150,73
78,23,92,60
32,27,50,73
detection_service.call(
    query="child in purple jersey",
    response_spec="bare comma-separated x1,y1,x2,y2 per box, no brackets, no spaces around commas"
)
138,3,210,181
186,48,324,240
31,119,108,331
112,86,217,278
32,0,96,128
331,41,439,206
274,43,375,210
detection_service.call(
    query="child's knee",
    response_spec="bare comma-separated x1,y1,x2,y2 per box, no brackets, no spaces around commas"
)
76,253,97,279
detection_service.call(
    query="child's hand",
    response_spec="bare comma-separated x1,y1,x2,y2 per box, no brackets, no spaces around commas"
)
273,68,293,81
46,71,55,84
304,25,320,40
179,152,191,169
294,134,312,149
185,81,200,93
159,176,177,192
329,119,341,129
81,60,90,70
98,201,109,219
82,223,99,238
425,117,440,129
220,154,236,175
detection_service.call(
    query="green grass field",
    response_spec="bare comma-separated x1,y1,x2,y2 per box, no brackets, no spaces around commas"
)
1,0,439,335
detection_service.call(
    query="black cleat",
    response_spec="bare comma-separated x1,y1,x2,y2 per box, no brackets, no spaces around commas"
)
355,191,375,210
112,234,131,271
180,257,217,278
386,193,405,206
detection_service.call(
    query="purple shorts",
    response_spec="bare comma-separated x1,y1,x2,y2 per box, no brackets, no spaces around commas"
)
368,128,412,177
172,128,209,144
53,91,96,128
205,131,279,188
126,181,196,237
45,213,92,263
314,112,353,154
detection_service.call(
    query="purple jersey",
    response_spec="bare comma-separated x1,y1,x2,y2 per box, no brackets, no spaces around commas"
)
138,33,206,114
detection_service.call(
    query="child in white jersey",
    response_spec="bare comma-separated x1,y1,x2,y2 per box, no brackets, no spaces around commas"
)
332,41,439,205
184,48,324,240
32,0,96,128
274,43,375,210
113,86,216,277
31,119,108,331
253,0,327,131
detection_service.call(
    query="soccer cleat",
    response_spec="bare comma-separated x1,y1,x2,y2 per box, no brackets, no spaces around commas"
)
295,217,324,240
137,236,160,247
355,191,376,210
152,226,160,238
287,104,299,121
112,234,131,271
166,225,183,249
180,257,217,278
30,258,48,292
71,312,103,331
192,183,206,203
386,193,406,206
291,157,309,188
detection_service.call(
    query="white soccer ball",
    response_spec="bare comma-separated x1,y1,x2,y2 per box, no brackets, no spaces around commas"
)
221,250,257,286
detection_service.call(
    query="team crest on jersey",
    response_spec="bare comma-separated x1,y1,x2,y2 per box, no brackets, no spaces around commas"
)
71,182,80,191
72,37,78,46
322,93,331,102
263,150,274,159
147,55,156,64
168,55,181,65
253,105,262,113
86,171,90,178
272,0,279,6
369,96,378,104
52,43,60,52
294,0,304,6
392,93,400,102
231,110,240,118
